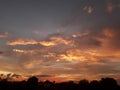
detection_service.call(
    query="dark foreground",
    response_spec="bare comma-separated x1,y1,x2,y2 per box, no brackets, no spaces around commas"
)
0,77,120,90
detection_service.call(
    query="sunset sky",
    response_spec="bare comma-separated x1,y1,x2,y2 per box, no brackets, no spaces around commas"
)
0,0,120,82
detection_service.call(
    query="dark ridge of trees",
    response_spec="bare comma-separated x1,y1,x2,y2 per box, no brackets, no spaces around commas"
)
0,77,120,90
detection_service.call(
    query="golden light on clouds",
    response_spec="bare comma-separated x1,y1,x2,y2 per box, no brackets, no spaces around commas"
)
49,36,71,45
23,60,43,69
1,27,120,82
40,36,72,46
7,36,72,47
0,27,120,81
13,49,37,54
0,0,120,83
59,49,86,62
72,31,89,38
7,38,38,45
40,41,56,46
13,49,25,53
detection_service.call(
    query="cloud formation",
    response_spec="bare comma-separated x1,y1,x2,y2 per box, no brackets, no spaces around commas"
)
7,36,72,47
0,26,119,82
0,0,120,82
83,6,93,14
7,38,38,45
0,32,9,38
40,36,72,47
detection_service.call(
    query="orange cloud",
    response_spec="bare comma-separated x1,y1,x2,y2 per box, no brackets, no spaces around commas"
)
72,31,89,38
2,27,120,81
103,28,115,38
23,60,43,69
0,32,9,38
40,41,56,46
7,38,38,45
7,36,72,47
57,49,102,63
58,49,86,62
13,49,37,54
40,36,72,46
94,28,120,50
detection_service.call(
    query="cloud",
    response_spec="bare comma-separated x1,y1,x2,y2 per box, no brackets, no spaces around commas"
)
1,26,120,81
7,38,39,45
11,73,21,78
107,2,120,13
36,74,52,77
33,30,41,35
0,51,4,55
23,60,44,69
7,36,72,47
72,32,102,49
13,49,38,54
40,41,56,46
107,2,114,13
0,56,24,74
72,31,89,38
83,6,93,14
40,36,72,47
0,32,9,38
0,0,119,82
57,49,97,62
94,27,120,50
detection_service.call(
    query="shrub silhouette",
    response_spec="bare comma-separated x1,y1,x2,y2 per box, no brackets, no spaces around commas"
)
89,80,100,90
26,76,38,90
79,79,89,90
100,77,119,90
0,76,120,90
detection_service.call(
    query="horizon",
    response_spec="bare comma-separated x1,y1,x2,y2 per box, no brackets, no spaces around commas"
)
0,74,120,86
0,0,120,84
0,72,120,85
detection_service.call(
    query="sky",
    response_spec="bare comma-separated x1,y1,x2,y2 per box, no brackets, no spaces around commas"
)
0,0,120,82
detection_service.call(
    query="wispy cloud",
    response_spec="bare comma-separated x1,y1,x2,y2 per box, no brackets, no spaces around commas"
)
7,36,72,47
40,36,72,46
0,32,9,38
7,38,38,45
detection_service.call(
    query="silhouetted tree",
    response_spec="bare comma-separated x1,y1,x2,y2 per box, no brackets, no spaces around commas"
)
43,80,54,90
27,76,38,90
100,77,119,90
79,79,89,90
0,76,120,90
89,80,100,90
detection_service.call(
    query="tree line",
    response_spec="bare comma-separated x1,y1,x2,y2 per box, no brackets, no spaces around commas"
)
0,76,120,90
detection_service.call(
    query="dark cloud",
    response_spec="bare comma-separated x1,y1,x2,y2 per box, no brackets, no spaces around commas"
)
36,75,52,78
73,34,102,48
0,51,3,54
11,73,22,78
